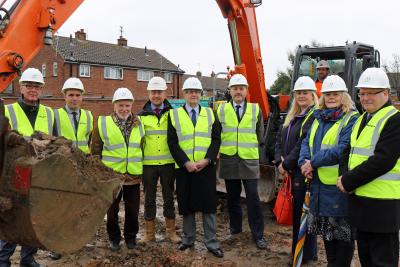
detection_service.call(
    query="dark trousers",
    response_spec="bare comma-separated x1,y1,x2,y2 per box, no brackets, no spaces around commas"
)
357,230,399,267
142,164,176,220
292,189,317,261
225,179,264,240
107,184,140,243
0,240,37,266
323,239,355,267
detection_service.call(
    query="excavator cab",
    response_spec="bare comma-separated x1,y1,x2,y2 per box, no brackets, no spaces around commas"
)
292,41,380,112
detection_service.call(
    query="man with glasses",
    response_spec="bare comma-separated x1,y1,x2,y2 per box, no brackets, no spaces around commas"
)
1,68,52,267
337,67,400,267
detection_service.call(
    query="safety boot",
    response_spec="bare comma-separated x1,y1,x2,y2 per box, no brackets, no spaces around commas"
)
139,220,156,243
165,218,181,243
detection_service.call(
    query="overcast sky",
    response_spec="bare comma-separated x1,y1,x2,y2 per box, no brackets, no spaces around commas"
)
58,0,399,87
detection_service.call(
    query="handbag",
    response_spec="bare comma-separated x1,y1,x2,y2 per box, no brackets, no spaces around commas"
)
273,174,293,226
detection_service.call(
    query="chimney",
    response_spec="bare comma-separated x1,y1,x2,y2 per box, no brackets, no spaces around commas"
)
117,36,127,46
75,29,86,41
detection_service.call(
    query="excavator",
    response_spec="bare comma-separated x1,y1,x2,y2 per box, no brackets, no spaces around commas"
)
0,0,381,254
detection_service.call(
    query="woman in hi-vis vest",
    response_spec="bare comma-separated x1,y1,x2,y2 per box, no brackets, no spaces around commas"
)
298,75,359,267
274,76,319,264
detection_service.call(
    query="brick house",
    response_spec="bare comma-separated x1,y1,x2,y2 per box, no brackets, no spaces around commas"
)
2,29,184,116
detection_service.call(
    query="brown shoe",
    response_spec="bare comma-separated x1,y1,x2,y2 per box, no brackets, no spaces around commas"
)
139,220,156,243
166,218,181,243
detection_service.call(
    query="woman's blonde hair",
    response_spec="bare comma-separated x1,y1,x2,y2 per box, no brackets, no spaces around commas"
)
319,92,354,113
283,91,319,127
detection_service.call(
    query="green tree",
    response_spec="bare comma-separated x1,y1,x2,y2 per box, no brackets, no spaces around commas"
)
269,71,291,95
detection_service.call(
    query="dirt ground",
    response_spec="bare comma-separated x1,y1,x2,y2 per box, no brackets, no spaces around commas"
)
10,188,362,267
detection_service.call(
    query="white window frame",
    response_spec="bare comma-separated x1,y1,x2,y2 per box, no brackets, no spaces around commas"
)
79,64,91,77
52,62,58,77
41,64,46,78
104,67,123,80
164,72,173,83
137,69,154,81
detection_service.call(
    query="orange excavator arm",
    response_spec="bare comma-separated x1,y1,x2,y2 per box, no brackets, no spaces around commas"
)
216,0,270,118
0,0,84,92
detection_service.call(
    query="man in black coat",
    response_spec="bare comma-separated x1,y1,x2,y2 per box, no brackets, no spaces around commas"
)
167,77,223,258
337,68,400,267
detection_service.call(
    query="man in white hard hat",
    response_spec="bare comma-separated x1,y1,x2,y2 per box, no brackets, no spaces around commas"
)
137,77,180,244
0,68,52,267
337,67,400,267
54,77,93,154
315,60,330,97
216,74,267,250
91,87,144,251
167,77,223,258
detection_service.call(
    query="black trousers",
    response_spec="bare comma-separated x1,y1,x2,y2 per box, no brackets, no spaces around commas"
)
323,239,355,267
225,179,264,240
107,184,140,243
142,164,176,220
357,230,399,267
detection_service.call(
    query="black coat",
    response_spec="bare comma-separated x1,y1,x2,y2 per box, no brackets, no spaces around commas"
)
340,102,400,233
167,105,221,215
274,107,314,190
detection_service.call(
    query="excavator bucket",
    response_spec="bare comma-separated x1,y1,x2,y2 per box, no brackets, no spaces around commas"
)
0,133,123,254
216,162,277,203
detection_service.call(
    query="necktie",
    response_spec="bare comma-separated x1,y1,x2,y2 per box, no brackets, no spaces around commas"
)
235,105,241,121
71,111,78,134
154,108,160,116
191,109,197,126
366,113,372,123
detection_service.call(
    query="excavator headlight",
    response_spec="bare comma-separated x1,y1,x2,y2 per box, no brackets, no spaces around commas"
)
249,0,262,6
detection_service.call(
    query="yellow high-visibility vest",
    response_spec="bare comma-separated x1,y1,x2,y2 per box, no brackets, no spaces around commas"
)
217,102,259,159
54,108,93,154
349,106,400,199
309,111,358,185
139,112,174,165
98,116,144,175
169,106,214,168
5,102,54,138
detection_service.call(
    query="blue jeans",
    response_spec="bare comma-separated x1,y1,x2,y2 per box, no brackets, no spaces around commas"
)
225,179,265,240
0,240,37,266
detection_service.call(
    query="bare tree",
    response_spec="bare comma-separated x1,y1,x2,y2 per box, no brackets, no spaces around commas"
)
382,54,400,99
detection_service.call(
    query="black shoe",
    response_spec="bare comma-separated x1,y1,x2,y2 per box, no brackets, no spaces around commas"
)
48,251,61,260
20,259,43,267
126,240,138,249
109,240,121,251
208,248,224,258
255,237,267,250
177,243,194,251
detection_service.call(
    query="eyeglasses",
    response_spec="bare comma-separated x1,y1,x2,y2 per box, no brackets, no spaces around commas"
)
22,83,42,89
357,90,385,98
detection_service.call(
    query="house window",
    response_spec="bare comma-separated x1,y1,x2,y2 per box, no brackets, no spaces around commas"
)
41,64,46,78
164,72,173,83
79,64,91,77
137,69,154,81
104,67,123,80
52,62,58,77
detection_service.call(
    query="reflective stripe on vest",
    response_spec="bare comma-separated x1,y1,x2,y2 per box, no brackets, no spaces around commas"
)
299,107,315,137
309,111,358,185
349,106,400,199
140,112,174,165
169,106,214,168
5,102,54,138
54,108,93,154
98,116,144,175
217,102,259,159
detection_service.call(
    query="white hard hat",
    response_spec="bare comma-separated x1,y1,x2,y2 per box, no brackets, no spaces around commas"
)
316,60,330,69
293,76,317,91
228,74,248,88
356,67,390,89
147,76,167,91
62,77,84,92
19,68,44,85
182,77,202,91
321,75,348,93
112,87,134,103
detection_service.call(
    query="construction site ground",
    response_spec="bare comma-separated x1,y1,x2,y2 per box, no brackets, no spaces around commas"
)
10,186,362,267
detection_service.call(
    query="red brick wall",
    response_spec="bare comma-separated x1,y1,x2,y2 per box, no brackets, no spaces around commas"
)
6,45,183,115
